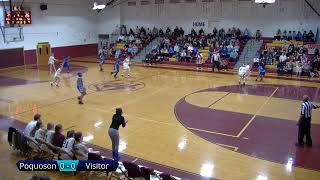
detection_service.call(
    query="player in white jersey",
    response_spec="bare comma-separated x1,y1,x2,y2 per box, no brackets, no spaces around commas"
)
48,54,56,74
238,64,250,85
61,130,75,159
51,65,62,87
122,54,131,77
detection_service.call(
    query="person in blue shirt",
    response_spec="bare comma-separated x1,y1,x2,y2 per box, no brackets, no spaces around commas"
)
295,31,302,41
110,58,121,78
76,73,86,104
62,56,70,73
98,48,106,72
256,62,266,81
220,46,228,57
168,47,175,57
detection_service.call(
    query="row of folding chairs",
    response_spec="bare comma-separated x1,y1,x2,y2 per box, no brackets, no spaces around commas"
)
8,127,73,160
7,127,183,180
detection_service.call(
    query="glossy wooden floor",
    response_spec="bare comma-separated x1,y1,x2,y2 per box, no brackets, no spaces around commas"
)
0,60,320,180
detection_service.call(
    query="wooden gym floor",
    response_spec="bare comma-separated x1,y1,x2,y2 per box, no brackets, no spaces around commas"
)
0,57,320,180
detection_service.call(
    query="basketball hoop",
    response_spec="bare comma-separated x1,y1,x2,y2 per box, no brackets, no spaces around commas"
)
255,0,276,8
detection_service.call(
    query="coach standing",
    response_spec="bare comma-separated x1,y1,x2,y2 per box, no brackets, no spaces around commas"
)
296,95,319,147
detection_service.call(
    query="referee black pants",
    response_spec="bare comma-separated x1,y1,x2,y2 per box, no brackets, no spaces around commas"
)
298,117,312,146
212,61,220,72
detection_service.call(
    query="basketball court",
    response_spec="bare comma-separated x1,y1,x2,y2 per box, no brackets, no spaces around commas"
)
1,0,320,179
0,58,319,179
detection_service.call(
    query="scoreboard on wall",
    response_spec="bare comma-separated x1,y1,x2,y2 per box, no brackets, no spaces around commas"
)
4,5,32,25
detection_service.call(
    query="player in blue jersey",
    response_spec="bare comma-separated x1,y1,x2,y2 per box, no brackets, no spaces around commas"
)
98,47,107,72
62,56,71,73
77,73,87,104
256,63,266,82
110,58,121,78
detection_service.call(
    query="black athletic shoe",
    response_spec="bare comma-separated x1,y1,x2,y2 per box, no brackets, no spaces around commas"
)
78,101,84,105
295,143,304,147
77,96,80,100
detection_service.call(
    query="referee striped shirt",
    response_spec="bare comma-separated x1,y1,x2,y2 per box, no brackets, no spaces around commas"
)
301,101,316,118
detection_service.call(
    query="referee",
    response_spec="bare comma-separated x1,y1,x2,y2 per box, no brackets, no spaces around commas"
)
296,95,319,147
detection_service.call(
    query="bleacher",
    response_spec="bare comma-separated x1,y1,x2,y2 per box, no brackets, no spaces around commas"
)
152,35,247,69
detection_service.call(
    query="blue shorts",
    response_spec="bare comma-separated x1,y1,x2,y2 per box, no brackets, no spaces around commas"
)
77,87,86,94
99,59,105,65
63,62,70,68
260,71,265,76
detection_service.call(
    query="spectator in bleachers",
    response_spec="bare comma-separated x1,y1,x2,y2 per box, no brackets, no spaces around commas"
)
199,28,204,35
191,28,197,36
173,26,179,36
212,28,218,37
179,27,184,37
312,54,320,71
44,123,55,144
303,31,308,42
255,30,261,41
24,114,41,137
168,46,175,57
152,27,158,36
135,26,140,35
278,52,288,74
282,30,287,40
129,28,134,35
180,50,187,62
159,28,164,36
275,29,281,40
295,31,302,41
52,124,65,148
165,27,171,36
229,49,238,62
292,31,296,40
288,31,292,41
220,45,228,58
308,30,315,42
288,43,295,55
243,28,250,39
287,60,294,76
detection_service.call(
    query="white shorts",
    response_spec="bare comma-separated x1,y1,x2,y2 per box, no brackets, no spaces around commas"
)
123,64,130,70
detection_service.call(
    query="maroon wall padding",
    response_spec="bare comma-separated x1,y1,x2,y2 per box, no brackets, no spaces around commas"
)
51,43,98,60
24,49,37,65
0,48,24,68
24,43,98,65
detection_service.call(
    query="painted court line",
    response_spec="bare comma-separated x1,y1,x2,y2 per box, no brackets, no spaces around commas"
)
65,102,177,127
216,143,239,151
132,158,139,163
64,125,76,131
188,127,238,138
207,92,231,108
236,87,279,137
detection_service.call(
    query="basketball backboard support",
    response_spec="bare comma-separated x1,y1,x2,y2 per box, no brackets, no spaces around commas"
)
0,26,24,43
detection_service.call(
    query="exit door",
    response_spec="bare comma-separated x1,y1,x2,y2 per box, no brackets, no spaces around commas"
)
36,42,51,65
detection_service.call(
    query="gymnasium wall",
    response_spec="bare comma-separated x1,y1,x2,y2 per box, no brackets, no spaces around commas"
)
118,0,320,37
0,0,99,67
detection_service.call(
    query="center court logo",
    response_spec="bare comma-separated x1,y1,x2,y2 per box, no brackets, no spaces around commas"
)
88,81,145,92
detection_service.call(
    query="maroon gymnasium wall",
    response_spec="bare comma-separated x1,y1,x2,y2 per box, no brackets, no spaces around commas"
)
0,48,24,69
1,43,98,69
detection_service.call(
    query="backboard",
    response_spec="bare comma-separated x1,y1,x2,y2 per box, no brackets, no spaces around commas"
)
0,26,24,43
